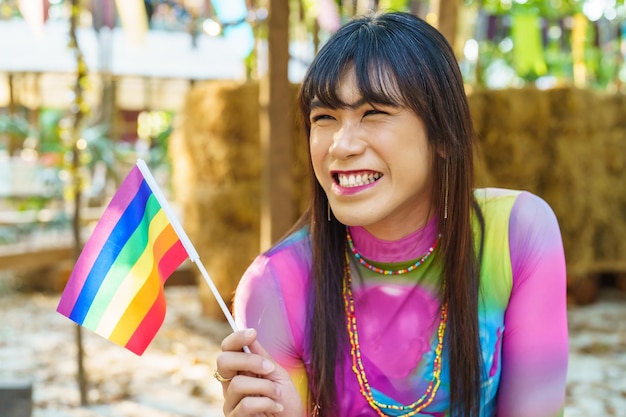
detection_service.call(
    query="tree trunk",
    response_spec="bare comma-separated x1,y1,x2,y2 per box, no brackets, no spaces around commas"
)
433,0,459,51
409,0,423,18
69,0,88,405
259,0,293,250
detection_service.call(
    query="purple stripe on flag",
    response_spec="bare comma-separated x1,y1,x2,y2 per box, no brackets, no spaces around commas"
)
68,180,152,323
57,166,144,315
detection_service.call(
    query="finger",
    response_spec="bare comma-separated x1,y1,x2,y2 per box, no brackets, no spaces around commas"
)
221,328,257,353
235,396,284,415
226,391,284,417
216,349,275,382
218,328,276,382
216,329,258,383
223,374,282,415
221,329,277,369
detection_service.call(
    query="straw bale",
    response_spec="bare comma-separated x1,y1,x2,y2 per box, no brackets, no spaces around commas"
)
467,89,488,138
542,90,598,274
546,90,626,274
472,86,626,284
467,91,496,188
479,130,550,191
542,135,596,275
190,184,261,317
471,88,552,191
178,81,262,183
170,81,305,319
473,147,494,188
477,88,550,135
545,88,581,118
592,126,626,268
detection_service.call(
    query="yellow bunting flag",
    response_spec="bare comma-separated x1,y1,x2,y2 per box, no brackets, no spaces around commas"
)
114,0,148,46
511,13,547,79
18,0,45,38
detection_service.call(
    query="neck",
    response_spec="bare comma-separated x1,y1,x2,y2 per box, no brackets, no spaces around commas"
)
348,216,439,263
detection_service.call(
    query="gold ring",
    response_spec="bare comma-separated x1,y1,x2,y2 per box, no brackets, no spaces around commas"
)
213,369,233,383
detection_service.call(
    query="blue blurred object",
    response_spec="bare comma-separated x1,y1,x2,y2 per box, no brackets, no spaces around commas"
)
211,0,254,58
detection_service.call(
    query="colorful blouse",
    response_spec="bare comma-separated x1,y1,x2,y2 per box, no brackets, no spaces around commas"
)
234,188,568,417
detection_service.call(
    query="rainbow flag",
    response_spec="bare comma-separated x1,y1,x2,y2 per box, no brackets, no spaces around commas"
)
57,160,198,355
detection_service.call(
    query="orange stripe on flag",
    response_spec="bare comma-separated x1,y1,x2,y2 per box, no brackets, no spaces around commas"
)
124,241,187,354
108,221,181,346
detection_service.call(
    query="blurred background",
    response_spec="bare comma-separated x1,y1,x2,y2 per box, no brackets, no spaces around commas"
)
0,0,625,416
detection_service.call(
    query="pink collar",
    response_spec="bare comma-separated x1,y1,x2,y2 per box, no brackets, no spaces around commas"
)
348,217,439,263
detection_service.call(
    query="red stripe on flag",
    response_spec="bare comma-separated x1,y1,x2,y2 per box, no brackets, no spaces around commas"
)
123,241,187,355
159,239,188,283
124,293,166,355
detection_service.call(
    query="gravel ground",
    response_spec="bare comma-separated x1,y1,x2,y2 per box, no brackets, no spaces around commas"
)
0,284,624,417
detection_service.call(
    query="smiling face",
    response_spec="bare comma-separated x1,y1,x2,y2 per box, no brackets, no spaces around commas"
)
309,69,435,240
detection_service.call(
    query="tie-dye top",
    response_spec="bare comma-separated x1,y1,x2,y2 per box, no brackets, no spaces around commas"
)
234,188,568,417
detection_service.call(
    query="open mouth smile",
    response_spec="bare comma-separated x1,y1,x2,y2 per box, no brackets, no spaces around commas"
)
334,171,383,188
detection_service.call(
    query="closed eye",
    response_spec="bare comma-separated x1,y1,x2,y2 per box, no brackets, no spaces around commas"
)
311,114,335,123
362,108,390,119
364,109,387,116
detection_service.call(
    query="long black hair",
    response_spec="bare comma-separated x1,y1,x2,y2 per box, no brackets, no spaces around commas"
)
293,11,484,416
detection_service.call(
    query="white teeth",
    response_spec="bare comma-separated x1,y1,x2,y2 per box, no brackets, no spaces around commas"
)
337,172,381,188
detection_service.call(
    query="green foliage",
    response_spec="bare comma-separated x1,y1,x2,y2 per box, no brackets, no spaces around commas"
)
378,0,411,12
0,114,31,140
463,0,626,90
38,108,65,154
80,123,118,179
473,0,583,17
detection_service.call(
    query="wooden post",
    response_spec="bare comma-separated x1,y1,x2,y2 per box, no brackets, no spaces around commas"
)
69,0,88,405
259,0,292,251
432,0,459,51
341,0,354,17
409,0,423,17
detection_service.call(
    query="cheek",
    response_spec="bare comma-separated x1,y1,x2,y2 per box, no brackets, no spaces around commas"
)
309,136,327,174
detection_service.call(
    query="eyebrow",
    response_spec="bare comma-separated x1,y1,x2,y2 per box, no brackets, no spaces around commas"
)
310,97,369,111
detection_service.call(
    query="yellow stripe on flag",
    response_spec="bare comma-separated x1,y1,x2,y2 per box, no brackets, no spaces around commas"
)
95,209,169,338
107,224,181,346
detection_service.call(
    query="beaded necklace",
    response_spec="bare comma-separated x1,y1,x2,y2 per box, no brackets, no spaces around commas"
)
346,228,439,275
342,234,448,417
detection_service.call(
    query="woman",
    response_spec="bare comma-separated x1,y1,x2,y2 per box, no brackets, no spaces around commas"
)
215,11,568,417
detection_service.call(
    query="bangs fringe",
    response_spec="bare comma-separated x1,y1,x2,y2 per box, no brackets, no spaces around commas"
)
301,25,411,115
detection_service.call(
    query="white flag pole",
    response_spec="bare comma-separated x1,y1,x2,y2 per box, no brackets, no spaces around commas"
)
136,159,250,352
136,159,199,262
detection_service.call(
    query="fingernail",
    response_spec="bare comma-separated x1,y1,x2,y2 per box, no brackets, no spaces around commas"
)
244,328,255,338
262,359,275,373
275,403,284,412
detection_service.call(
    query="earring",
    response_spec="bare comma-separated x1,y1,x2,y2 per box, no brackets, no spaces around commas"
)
444,161,449,220
327,203,331,221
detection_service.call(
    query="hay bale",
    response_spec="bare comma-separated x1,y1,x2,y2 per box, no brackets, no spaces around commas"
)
471,88,551,191
590,94,626,270
472,86,626,288
543,89,600,277
169,81,262,318
170,81,305,319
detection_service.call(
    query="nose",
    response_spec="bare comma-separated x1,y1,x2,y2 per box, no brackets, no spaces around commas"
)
329,123,366,159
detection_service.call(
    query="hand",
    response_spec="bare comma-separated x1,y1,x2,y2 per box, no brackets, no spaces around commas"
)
216,328,304,417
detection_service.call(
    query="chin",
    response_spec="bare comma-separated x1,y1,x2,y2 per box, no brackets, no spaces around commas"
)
332,212,375,228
